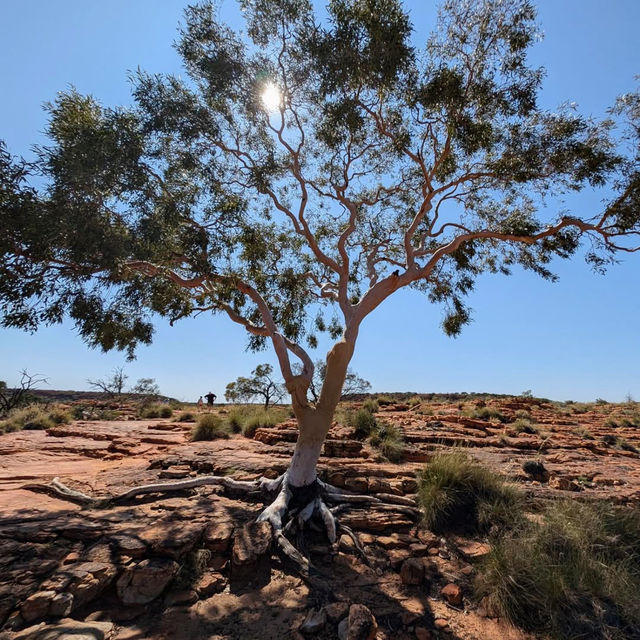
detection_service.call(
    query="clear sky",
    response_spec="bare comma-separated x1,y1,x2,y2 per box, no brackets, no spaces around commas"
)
0,1,638,402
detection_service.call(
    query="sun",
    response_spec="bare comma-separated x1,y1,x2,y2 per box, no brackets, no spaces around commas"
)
261,82,282,112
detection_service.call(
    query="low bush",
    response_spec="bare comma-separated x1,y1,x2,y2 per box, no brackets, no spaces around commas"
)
242,409,281,438
362,398,379,413
477,501,640,639
466,406,508,423
226,409,244,434
574,426,594,440
407,395,422,407
512,418,538,434
71,405,121,421
370,421,404,463
191,414,229,441
514,409,531,420
0,405,71,433
139,403,173,419
348,408,377,439
45,407,71,425
177,411,196,423
376,395,394,406
417,452,522,534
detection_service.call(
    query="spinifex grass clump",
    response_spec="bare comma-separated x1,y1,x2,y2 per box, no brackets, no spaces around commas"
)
223,405,288,438
348,407,377,439
139,403,173,419
177,411,196,422
512,418,538,434
242,410,278,438
417,452,522,534
361,398,379,413
370,421,405,463
0,405,70,433
477,501,640,639
467,406,509,423
191,414,229,441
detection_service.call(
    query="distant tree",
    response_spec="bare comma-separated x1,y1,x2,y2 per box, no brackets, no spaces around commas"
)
225,364,285,409
1,0,639,562
87,366,128,398
130,377,161,398
0,370,47,414
298,360,370,403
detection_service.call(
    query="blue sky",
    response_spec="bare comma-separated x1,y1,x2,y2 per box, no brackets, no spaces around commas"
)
0,0,638,402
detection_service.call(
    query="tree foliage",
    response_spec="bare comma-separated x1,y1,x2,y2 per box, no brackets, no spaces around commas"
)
130,377,161,398
225,363,285,408
1,0,638,405
296,360,370,402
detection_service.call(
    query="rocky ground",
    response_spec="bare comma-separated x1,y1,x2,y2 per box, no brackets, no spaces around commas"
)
0,397,639,640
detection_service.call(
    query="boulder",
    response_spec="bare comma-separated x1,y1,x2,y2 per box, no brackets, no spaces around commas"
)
400,558,424,585
345,604,377,640
203,520,234,553
20,591,57,623
231,521,273,587
116,558,180,605
441,583,462,607
324,601,349,623
65,562,118,608
139,522,206,559
49,593,73,617
195,572,226,598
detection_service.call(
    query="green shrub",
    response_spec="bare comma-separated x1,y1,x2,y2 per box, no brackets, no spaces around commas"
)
0,405,68,432
616,437,638,453
47,407,71,425
621,415,640,428
512,418,538,434
191,414,229,441
139,403,173,419
407,395,422,407
417,452,522,534
376,395,394,406
574,426,594,440
470,406,508,422
178,412,196,423
514,409,531,419
348,408,377,439
362,398,379,413
159,405,173,418
476,501,640,639
226,409,244,434
243,410,278,438
370,421,404,463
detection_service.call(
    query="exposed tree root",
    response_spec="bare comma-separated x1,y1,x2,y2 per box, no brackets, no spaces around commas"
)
21,472,418,582
23,473,284,508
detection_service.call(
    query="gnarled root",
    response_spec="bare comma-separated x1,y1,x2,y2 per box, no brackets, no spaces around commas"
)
23,473,285,508
256,477,419,578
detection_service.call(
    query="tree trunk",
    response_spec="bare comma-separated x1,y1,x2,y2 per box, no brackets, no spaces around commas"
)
287,339,354,488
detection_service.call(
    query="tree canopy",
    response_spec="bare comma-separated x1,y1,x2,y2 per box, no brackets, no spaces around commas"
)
225,363,285,408
1,0,638,404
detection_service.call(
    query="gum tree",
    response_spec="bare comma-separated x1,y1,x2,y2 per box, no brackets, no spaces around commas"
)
225,363,285,408
1,0,639,560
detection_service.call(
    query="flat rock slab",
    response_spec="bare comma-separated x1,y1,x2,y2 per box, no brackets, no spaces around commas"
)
2,619,115,640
